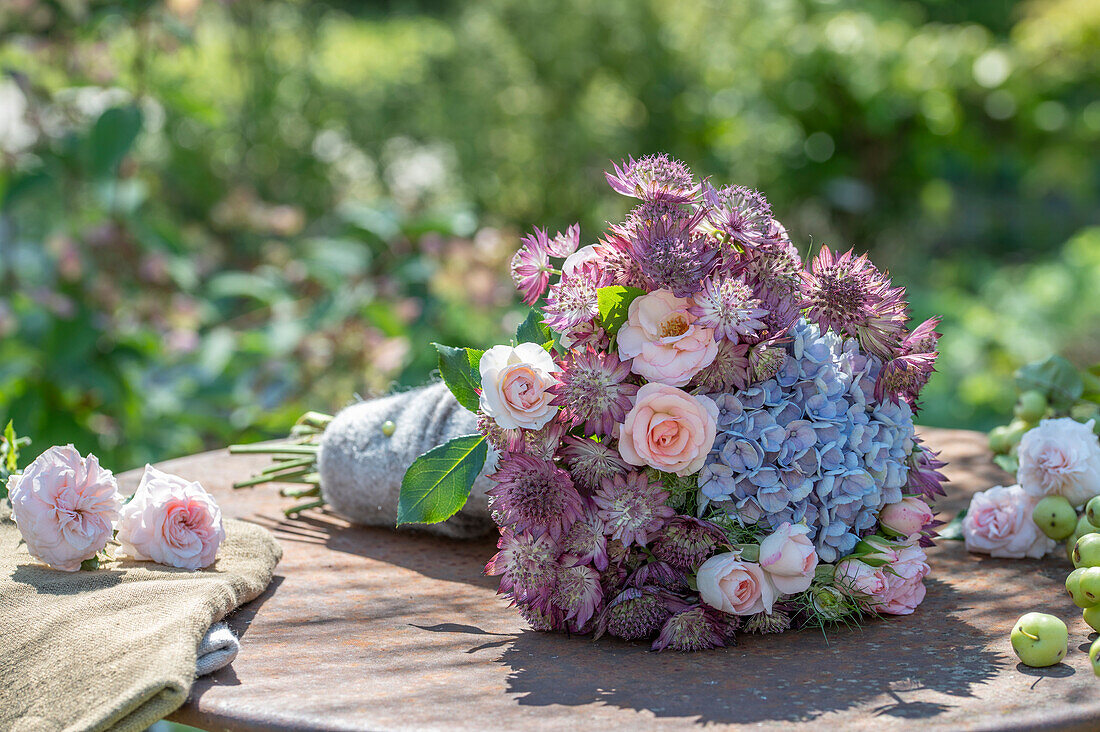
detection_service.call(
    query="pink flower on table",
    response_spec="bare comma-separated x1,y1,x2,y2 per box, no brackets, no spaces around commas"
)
8,445,123,571
617,382,718,477
836,541,930,615
479,343,561,431
879,496,935,539
696,552,776,616
758,522,818,594
117,465,225,570
961,484,1055,559
1018,418,1100,507
617,289,719,387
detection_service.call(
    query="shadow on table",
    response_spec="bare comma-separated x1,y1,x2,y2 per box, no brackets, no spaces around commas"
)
483,577,1002,726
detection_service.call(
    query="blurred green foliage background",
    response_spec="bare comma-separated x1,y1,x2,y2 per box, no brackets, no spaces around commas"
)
1,0,1097,471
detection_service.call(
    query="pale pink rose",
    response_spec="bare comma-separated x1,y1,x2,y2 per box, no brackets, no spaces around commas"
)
697,552,776,615
479,343,561,430
617,289,719,387
962,484,1055,559
879,496,934,539
617,382,718,476
8,445,123,571
836,542,930,615
758,522,818,594
117,465,225,570
1018,418,1100,507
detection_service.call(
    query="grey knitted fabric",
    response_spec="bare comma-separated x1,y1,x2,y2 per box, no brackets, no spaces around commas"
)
195,622,239,677
318,381,497,539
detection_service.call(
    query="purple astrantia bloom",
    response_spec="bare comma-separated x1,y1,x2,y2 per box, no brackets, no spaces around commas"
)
596,587,673,640
626,199,694,230
559,503,609,570
543,259,615,333
651,605,729,652
511,227,555,305
906,439,948,501
591,237,648,289
593,471,676,548
613,214,717,298
559,319,610,351
702,182,773,249
744,609,791,634
690,275,769,343
520,603,564,632
550,347,638,436
747,339,787,384
550,564,604,630
560,436,630,491
875,352,936,408
651,515,728,571
605,154,700,204
801,246,909,359
488,453,584,541
692,341,751,393
627,560,688,592
485,529,560,605
476,414,564,460
903,316,941,356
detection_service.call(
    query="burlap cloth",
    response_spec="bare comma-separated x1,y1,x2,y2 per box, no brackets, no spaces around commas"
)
0,506,282,732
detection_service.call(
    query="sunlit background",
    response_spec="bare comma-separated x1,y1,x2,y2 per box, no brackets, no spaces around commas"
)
1,0,1098,471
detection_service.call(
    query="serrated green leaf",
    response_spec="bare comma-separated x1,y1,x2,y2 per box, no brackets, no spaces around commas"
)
398,435,487,525
434,343,482,412
597,285,646,337
516,309,551,345
1015,355,1084,410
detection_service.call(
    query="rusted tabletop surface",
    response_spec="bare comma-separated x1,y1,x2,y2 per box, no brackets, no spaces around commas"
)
118,427,1100,731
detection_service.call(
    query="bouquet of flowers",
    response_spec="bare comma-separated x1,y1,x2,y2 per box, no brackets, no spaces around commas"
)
399,154,947,651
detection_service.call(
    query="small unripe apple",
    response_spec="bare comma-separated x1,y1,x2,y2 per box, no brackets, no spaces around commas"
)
1084,605,1100,633
1011,613,1068,668
988,426,1012,455
1032,496,1077,540
1067,568,1098,608
1079,567,1100,604
1091,638,1100,678
1086,496,1100,529
1074,534,1100,568
1015,390,1048,423
1005,419,1031,447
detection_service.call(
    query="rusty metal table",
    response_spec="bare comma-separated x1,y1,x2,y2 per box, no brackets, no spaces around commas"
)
118,427,1100,731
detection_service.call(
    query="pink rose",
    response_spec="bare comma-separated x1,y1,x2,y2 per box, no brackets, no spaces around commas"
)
758,522,818,594
836,541,930,615
962,483,1055,559
117,465,226,570
617,289,718,387
696,552,776,615
1018,418,1100,507
617,382,718,476
879,496,934,539
479,343,561,430
8,445,123,571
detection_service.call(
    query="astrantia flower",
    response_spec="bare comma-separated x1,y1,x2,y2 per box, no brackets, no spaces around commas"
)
748,340,786,384
744,609,791,635
550,347,638,436
559,503,609,570
626,199,693,229
551,564,604,630
740,234,804,336
593,236,648,289
477,413,564,459
906,439,948,501
692,341,751,393
620,217,718,297
546,223,581,258
801,246,908,359
596,587,672,640
593,471,676,547
543,260,614,333
488,453,584,541
511,228,555,305
560,436,630,491
652,515,728,571
875,352,936,407
627,560,687,591
605,154,699,204
701,183,773,248
559,319,609,351
520,603,564,632
651,606,728,652
485,529,560,604
690,275,768,343
904,317,941,356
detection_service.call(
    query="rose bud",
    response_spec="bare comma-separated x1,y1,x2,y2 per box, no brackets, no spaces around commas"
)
879,496,934,538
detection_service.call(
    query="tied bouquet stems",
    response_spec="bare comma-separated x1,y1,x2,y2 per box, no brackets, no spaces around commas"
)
399,154,948,651
228,411,333,516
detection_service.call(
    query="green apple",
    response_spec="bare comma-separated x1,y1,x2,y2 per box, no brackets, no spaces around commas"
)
1032,496,1077,540
1067,568,1098,608
1005,419,1032,448
1080,567,1100,604
1074,534,1100,568
1011,613,1068,668
988,426,1012,455
1087,496,1100,529
1084,605,1100,633
1091,638,1100,678
1015,390,1048,423
1068,516,1100,561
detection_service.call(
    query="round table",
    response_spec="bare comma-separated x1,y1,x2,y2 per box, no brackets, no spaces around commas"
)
119,428,1100,731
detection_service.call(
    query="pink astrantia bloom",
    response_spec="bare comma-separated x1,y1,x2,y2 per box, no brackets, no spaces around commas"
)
117,465,225,570
550,347,638,436
559,502,609,571
8,445,123,572
485,528,560,605
593,471,676,548
511,227,555,305
874,352,937,408
690,275,768,343
617,214,718,297
488,452,584,541
560,436,630,491
651,515,728,571
596,587,673,641
551,564,604,630
617,289,719,387
543,259,614,333
546,223,581,258
691,340,752,393
605,153,700,204
651,605,729,652
701,182,774,249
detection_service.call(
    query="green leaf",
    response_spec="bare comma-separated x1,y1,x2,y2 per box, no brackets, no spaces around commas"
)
3,421,17,474
87,105,144,179
80,556,100,571
434,343,482,412
1015,355,1084,410
937,510,967,541
516,309,551,345
398,435,487,525
597,286,646,337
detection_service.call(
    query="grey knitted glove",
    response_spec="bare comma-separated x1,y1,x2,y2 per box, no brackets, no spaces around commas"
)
317,382,497,539
195,622,240,677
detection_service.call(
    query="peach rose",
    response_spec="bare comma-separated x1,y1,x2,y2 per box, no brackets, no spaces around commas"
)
479,343,561,430
617,289,718,387
117,465,225,570
697,552,777,615
8,445,123,571
758,522,818,594
617,382,718,476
